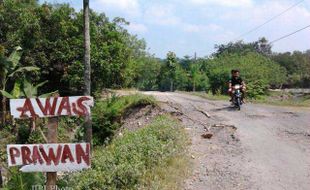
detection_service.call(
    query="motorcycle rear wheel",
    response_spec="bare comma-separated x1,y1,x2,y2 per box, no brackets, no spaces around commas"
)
236,97,241,110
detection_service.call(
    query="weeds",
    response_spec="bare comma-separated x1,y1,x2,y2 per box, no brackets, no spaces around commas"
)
64,115,190,190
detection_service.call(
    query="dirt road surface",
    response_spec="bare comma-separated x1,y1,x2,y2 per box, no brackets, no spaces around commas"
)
143,91,310,190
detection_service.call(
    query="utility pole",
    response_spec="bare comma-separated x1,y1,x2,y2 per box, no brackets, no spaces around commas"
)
83,0,92,145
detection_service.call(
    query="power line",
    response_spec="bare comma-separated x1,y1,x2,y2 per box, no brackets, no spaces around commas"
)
233,0,305,41
269,24,310,44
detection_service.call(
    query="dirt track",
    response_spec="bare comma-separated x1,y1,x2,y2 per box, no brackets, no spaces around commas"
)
143,91,310,190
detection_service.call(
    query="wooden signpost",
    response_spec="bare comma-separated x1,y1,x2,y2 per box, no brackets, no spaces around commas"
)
7,96,93,190
10,96,93,118
7,143,91,172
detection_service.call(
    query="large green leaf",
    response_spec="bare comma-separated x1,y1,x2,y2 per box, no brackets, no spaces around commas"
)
7,46,22,69
11,80,22,98
34,80,48,89
39,90,58,98
22,80,35,98
21,80,52,98
0,90,16,99
8,66,40,78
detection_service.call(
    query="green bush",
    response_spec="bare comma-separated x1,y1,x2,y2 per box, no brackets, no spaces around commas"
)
63,115,189,190
246,80,268,99
92,94,156,145
4,167,44,190
204,52,287,98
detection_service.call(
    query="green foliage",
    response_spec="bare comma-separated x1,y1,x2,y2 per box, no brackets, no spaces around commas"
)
91,94,156,145
157,53,210,92
174,65,190,91
159,52,178,91
58,117,84,143
4,167,44,190
203,52,287,98
0,1,148,95
246,80,268,99
1,79,57,98
189,63,210,91
214,37,272,57
16,122,31,144
63,115,189,190
0,125,16,163
135,56,161,90
272,51,310,87
0,46,39,91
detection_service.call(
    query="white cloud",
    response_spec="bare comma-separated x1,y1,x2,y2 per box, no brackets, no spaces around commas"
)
188,0,253,7
218,0,310,51
219,1,310,42
144,4,181,26
94,0,141,17
182,23,222,32
127,23,148,33
90,0,310,56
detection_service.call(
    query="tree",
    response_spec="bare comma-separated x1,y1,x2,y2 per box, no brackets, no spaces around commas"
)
0,46,39,124
190,63,199,92
174,65,189,91
165,52,177,91
83,0,92,144
135,56,161,90
1,1,149,95
205,52,287,98
213,37,272,57
272,50,310,87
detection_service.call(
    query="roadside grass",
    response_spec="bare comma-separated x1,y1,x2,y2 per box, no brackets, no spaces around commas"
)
64,115,191,190
91,94,157,145
2,93,191,190
189,91,310,107
247,90,310,107
251,94,310,107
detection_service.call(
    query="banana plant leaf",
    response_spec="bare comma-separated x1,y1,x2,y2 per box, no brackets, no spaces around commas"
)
34,81,48,89
22,80,35,98
11,80,23,98
7,46,22,70
8,66,40,78
0,90,16,99
38,90,59,98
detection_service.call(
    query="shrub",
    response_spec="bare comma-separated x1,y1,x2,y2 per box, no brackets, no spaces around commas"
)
246,80,268,99
4,167,44,190
91,94,156,145
63,115,189,190
204,52,287,98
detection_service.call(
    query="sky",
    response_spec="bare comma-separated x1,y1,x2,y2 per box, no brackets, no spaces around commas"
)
40,0,310,58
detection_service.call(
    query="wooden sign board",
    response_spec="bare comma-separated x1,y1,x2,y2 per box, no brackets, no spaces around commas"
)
7,143,90,172
10,96,94,118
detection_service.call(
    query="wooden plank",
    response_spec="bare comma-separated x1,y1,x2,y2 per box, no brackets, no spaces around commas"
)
10,96,93,118
46,117,58,190
6,143,91,172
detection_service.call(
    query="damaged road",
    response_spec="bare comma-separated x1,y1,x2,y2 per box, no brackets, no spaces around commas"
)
143,91,310,190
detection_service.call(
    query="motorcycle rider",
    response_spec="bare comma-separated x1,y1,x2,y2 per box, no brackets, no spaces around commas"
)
228,69,246,102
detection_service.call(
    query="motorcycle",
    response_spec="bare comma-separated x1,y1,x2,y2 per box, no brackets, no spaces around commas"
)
232,84,243,110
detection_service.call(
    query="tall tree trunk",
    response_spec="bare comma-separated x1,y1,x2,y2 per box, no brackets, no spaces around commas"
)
170,80,174,92
83,0,92,145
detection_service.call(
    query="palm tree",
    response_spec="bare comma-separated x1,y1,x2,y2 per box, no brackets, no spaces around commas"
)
83,0,92,144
